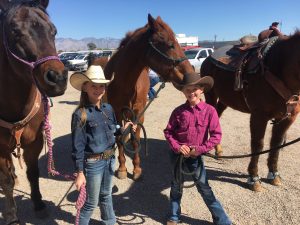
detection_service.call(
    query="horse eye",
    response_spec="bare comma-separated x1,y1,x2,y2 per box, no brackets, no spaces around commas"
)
53,27,57,36
169,42,175,49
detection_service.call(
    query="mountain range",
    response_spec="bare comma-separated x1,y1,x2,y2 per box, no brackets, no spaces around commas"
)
55,37,239,52
55,37,121,51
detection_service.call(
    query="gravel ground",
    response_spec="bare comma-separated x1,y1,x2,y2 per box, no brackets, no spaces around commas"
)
1,79,300,225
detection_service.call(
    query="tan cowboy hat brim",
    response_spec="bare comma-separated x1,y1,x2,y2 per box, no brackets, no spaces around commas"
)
70,72,112,91
172,75,214,93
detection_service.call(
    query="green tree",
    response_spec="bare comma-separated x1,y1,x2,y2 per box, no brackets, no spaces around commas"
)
87,42,97,50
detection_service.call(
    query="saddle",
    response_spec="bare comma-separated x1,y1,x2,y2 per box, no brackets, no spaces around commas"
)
209,37,277,91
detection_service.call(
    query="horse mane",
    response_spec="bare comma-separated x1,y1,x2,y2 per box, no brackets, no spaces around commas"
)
105,24,150,78
288,29,300,40
118,24,149,49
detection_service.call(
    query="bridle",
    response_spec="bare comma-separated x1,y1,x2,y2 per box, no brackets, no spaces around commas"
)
2,23,61,73
148,39,187,66
0,3,61,165
1,1,61,73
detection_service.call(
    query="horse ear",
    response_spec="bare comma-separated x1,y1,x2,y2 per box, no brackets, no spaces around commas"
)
148,13,159,32
40,0,49,9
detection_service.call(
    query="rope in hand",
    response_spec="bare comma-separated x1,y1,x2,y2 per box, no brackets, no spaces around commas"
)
204,137,300,160
120,81,166,155
174,154,201,192
42,94,86,225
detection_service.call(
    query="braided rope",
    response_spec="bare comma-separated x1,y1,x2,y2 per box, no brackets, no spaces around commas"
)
42,94,86,225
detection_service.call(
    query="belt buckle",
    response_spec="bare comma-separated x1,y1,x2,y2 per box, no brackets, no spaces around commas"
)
103,150,113,160
102,151,108,160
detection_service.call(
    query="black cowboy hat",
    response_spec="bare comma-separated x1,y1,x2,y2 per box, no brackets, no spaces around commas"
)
172,72,214,92
271,22,279,26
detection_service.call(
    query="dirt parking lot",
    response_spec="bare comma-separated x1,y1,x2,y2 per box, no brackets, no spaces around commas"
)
1,79,300,225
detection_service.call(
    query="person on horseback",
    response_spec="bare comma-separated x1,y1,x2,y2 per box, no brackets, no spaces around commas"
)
164,72,232,225
70,65,136,225
258,22,284,42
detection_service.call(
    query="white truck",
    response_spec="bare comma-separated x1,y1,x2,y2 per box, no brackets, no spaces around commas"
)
65,53,89,71
184,47,214,74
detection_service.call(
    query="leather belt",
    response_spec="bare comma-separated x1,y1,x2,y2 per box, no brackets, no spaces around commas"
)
86,149,115,160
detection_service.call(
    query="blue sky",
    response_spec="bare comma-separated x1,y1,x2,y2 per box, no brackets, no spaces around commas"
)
48,0,300,41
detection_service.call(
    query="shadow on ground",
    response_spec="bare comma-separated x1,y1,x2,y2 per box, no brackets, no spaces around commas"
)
0,136,247,224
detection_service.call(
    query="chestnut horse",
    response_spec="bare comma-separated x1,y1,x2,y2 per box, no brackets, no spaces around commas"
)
102,14,194,180
201,32,300,191
0,0,67,224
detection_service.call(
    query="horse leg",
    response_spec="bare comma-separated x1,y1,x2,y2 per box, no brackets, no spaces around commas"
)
206,90,227,157
132,127,142,180
247,113,268,192
116,143,127,179
216,101,228,117
267,118,293,186
213,101,228,157
0,157,19,225
22,135,48,218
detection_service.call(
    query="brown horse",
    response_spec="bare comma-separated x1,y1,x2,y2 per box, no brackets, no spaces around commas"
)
101,14,194,180
0,0,67,224
201,32,300,191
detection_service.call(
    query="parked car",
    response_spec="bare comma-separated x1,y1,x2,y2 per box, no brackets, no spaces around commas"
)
59,52,79,67
184,47,214,74
65,53,89,71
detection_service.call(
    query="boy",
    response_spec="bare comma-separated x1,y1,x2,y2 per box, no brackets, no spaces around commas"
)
164,72,232,225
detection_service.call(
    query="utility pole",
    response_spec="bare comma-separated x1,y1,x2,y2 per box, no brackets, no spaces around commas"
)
214,34,217,49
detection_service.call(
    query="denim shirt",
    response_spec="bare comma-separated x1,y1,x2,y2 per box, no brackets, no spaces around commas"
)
71,103,119,172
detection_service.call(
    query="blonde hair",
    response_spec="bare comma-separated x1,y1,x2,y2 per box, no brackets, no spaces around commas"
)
76,82,90,127
76,81,106,126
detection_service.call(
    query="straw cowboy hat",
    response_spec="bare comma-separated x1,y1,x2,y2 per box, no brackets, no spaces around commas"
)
70,65,113,91
172,72,214,92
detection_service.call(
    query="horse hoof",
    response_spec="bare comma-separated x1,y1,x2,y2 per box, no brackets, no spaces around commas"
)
215,144,223,158
250,181,265,192
270,176,282,186
133,169,142,181
35,207,49,219
247,176,265,192
117,170,127,179
267,172,282,186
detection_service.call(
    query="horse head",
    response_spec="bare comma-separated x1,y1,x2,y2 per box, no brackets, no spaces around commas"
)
0,0,67,97
145,14,194,83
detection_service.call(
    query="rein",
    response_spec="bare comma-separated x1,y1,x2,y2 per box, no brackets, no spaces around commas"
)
176,136,300,190
42,94,85,225
120,82,166,154
148,40,187,66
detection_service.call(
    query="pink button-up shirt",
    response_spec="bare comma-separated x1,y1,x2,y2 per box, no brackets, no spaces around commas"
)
164,100,222,155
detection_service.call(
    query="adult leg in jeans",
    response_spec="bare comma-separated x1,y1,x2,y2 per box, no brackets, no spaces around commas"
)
187,157,232,225
168,153,183,222
79,159,105,225
99,157,116,225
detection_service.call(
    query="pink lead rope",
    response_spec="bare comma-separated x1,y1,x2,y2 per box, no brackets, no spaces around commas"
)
42,94,86,225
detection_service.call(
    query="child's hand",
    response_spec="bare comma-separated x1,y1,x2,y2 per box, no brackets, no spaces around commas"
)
75,172,86,191
188,147,199,158
124,121,137,132
179,145,190,157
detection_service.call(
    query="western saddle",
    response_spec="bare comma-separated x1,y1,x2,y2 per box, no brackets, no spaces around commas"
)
209,36,278,91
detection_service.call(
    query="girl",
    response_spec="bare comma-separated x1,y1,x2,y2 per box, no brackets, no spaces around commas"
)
70,65,135,225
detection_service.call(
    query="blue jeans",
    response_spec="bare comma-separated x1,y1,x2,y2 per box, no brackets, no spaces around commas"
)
148,76,160,99
79,156,116,225
169,154,231,225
